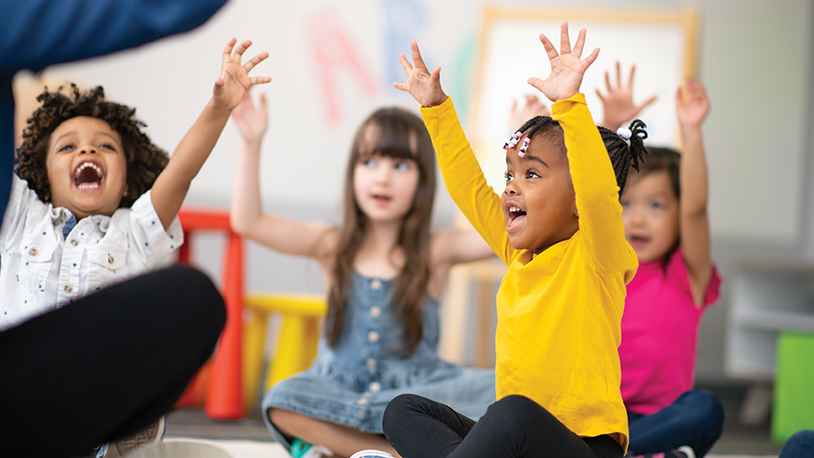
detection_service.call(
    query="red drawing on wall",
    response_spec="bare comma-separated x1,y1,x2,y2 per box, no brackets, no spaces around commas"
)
307,9,378,125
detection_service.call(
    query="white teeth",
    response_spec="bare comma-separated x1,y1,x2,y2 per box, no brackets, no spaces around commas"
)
509,206,522,212
74,162,103,179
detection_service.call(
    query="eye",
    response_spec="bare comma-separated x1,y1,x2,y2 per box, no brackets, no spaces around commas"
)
649,202,663,210
620,200,630,208
394,161,411,171
99,143,116,151
504,171,514,183
525,170,540,179
58,144,74,153
362,158,377,168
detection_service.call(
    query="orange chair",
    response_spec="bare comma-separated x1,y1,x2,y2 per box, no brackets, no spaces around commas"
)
175,208,245,420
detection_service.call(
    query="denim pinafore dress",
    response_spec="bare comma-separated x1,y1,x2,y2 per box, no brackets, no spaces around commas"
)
262,271,495,443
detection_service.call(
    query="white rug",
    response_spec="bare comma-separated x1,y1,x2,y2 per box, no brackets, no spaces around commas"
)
164,439,778,458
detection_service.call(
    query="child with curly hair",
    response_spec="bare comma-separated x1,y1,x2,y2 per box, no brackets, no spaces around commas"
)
0,38,270,332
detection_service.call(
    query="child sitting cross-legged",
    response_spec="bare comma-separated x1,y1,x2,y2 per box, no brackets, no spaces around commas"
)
377,22,647,458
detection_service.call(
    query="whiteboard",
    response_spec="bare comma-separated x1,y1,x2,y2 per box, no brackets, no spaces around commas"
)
470,7,699,191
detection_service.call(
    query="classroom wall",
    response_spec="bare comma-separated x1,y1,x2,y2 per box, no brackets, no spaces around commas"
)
36,0,814,384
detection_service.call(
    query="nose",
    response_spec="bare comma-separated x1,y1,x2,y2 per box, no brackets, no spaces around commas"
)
628,207,645,226
79,146,97,155
504,181,518,196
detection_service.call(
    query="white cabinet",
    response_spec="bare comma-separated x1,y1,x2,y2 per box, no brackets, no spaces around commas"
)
726,261,814,382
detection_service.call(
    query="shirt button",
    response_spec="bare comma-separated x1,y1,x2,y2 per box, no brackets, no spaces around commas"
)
28,248,38,256
370,279,382,290
369,306,381,317
365,358,376,368
64,285,73,293
357,397,368,405
368,331,379,343
70,240,78,246
108,255,115,264
369,382,381,392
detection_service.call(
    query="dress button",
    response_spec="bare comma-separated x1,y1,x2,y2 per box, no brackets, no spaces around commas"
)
370,279,382,290
70,240,78,246
108,255,115,264
369,306,381,317
28,248,38,256
368,331,379,343
64,285,73,293
357,397,368,405
369,382,381,392
365,358,376,368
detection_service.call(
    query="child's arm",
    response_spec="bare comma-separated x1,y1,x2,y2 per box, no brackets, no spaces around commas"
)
676,77,713,306
509,94,550,132
229,90,335,260
150,38,271,231
529,23,635,273
395,42,510,261
596,61,657,131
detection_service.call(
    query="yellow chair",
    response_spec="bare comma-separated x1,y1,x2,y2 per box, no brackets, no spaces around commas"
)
243,293,327,411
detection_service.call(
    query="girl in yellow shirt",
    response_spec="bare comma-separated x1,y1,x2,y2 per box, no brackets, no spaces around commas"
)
379,23,647,458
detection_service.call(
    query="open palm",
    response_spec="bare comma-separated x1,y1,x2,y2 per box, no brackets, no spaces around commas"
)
214,38,271,111
527,22,599,103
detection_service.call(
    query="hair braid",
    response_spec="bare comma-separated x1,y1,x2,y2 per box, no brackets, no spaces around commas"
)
598,119,648,195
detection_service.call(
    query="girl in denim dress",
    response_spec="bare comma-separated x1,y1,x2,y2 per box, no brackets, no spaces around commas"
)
230,91,496,458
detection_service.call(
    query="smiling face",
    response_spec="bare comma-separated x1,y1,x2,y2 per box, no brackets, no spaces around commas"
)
620,170,680,263
46,116,128,220
501,134,579,254
353,152,420,225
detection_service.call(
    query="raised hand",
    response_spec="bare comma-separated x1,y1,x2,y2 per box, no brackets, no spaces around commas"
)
232,90,268,145
509,94,550,131
527,22,599,103
393,41,447,108
213,38,271,112
596,61,657,131
676,76,709,130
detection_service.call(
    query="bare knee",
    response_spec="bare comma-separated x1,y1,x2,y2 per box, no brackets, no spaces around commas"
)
268,408,311,437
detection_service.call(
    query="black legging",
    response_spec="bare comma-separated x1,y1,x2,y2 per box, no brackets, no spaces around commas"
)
383,394,624,458
0,265,226,458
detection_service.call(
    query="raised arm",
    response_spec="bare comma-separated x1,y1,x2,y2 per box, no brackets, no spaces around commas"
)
676,77,713,306
150,38,270,231
509,94,550,132
229,90,335,261
0,0,227,72
596,61,657,131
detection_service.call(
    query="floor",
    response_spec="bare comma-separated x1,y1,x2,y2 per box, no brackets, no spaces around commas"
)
164,383,786,456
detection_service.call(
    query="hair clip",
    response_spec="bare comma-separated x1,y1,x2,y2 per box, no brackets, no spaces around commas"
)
518,137,530,158
616,127,632,139
503,131,522,150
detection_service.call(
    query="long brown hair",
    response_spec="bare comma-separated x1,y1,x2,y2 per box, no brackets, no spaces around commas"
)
326,107,436,356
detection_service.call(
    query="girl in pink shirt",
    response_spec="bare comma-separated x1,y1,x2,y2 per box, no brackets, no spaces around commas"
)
601,73,723,458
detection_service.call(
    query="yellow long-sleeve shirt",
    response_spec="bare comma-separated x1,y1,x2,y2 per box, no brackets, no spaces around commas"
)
421,94,637,451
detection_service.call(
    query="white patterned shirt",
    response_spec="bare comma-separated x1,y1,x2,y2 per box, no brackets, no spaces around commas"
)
0,174,183,330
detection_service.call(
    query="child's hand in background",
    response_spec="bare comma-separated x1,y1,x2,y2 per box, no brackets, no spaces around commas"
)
527,22,599,103
213,38,271,112
596,62,657,131
393,41,447,108
232,90,268,146
509,94,550,131
676,76,709,130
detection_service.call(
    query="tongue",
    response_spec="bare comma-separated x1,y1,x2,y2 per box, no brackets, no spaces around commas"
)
508,213,526,230
75,167,101,186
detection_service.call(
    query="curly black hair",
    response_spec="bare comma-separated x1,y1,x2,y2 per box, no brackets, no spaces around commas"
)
16,84,169,208
513,117,649,195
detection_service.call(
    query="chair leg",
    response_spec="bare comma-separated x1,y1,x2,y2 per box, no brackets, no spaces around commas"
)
266,313,307,392
242,309,269,412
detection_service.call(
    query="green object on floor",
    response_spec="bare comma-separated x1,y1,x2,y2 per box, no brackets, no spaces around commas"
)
772,331,814,443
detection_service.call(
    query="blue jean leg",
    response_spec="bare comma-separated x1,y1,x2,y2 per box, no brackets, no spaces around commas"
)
779,430,814,458
627,390,724,458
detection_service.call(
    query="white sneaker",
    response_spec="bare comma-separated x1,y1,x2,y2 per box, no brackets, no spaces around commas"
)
349,450,395,458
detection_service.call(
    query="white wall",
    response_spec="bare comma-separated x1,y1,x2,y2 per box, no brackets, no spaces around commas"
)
32,0,814,383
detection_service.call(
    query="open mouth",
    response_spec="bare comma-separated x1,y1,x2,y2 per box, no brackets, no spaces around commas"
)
372,194,392,204
73,161,104,189
506,205,527,230
628,235,650,246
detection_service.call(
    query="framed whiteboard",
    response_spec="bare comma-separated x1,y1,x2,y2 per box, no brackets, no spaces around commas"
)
469,6,700,190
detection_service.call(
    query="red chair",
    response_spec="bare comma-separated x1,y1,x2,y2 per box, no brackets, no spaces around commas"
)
174,208,245,419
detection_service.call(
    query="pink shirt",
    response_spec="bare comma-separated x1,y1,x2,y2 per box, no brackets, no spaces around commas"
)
619,247,721,415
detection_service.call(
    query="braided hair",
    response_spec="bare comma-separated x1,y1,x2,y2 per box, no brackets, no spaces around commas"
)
16,84,169,208
512,117,648,195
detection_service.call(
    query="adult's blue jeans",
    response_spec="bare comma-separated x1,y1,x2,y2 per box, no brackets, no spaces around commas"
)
627,389,724,458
